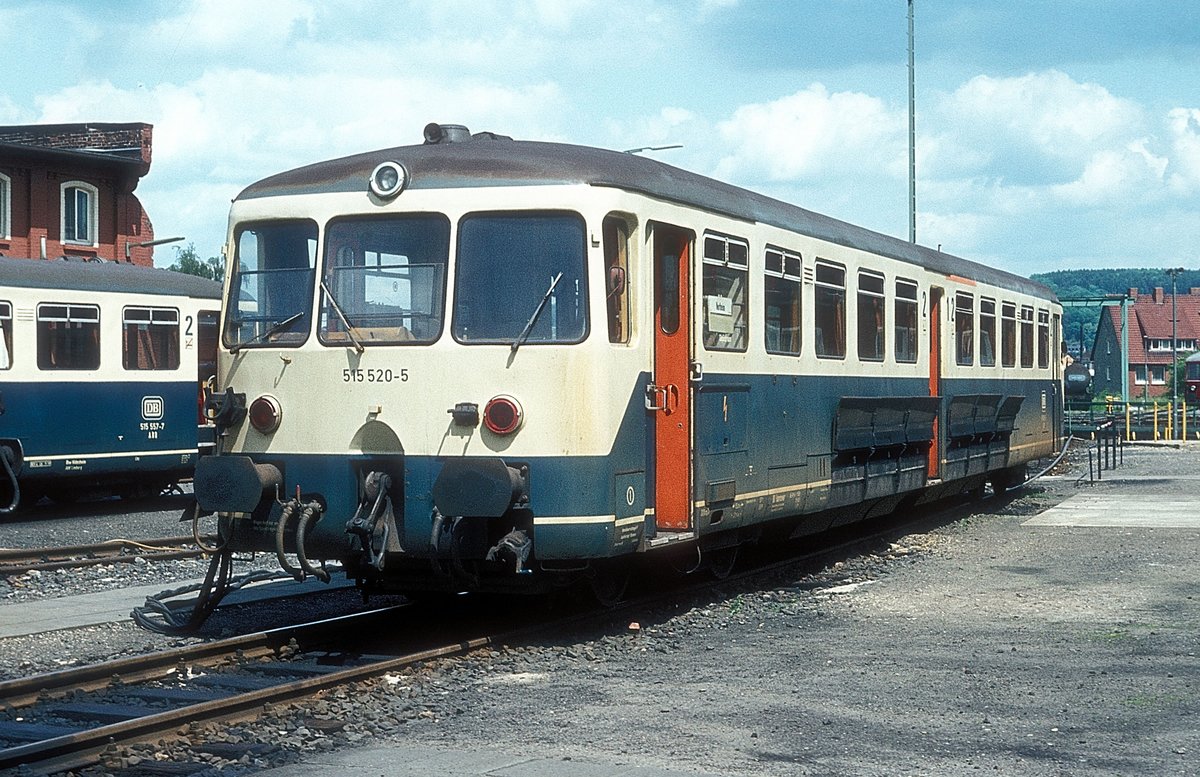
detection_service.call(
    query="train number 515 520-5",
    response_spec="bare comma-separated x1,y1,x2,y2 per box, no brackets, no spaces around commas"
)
342,368,408,383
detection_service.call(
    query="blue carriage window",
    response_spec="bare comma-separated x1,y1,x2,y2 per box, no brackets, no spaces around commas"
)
1020,305,1035,368
1001,302,1017,368
37,303,100,370
702,233,749,352
0,301,11,370
894,279,918,364
1037,309,1051,369
955,292,974,367
224,219,318,350
453,212,588,345
764,247,801,355
122,307,180,370
980,298,997,367
814,261,846,359
857,270,885,362
319,214,450,346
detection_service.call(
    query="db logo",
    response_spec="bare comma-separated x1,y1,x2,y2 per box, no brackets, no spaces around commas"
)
141,396,164,420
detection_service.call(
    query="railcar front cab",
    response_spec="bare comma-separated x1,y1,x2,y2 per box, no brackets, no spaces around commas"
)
198,149,629,592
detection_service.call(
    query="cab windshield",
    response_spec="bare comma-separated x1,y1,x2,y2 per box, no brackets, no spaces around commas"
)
223,220,318,350
319,215,451,346
452,212,588,345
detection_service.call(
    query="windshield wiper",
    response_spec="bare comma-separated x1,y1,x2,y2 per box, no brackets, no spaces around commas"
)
229,312,304,354
511,272,563,353
321,280,365,354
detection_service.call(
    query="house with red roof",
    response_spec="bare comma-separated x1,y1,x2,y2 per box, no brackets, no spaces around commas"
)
1092,286,1200,400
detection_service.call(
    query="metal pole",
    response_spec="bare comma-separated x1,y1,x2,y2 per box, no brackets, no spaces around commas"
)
1167,267,1184,439
908,0,916,244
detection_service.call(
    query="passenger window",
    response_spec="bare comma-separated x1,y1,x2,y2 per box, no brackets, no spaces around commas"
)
857,270,885,362
894,280,918,364
0,301,11,370
1037,309,1050,369
979,298,996,367
603,215,632,344
702,234,748,352
764,247,801,355
1001,302,1017,368
955,292,974,366
1020,305,1035,368
814,261,846,359
37,303,100,370
122,307,181,370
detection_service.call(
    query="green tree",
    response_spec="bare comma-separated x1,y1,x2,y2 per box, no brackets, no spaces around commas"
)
167,243,225,283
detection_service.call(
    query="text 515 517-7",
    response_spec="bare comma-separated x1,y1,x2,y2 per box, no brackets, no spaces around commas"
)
342,368,409,383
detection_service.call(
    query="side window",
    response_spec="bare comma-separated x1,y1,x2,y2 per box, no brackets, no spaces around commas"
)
1020,305,1035,368
702,233,748,352
0,300,11,369
979,298,996,367
814,260,846,359
0,172,11,240
603,215,632,344
955,292,974,366
1037,309,1050,369
857,270,885,362
61,180,99,246
764,247,802,355
224,220,319,349
1001,302,1017,368
37,303,100,370
123,307,181,370
894,279,918,364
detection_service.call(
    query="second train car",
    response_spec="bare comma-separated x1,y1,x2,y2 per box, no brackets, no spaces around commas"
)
195,123,1062,599
0,257,221,511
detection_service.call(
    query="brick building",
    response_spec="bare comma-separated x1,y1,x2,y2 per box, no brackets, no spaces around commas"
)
1092,286,1200,400
0,122,158,266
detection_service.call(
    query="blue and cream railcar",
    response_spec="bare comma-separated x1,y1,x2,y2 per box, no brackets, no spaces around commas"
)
0,257,221,510
196,124,1061,595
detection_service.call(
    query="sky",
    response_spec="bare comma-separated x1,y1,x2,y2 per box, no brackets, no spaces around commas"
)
2,0,1198,278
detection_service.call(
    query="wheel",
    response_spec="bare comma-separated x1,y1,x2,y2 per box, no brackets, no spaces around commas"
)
705,545,739,580
588,562,630,608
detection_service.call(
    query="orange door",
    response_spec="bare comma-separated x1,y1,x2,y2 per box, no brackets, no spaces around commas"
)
650,224,693,531
928,287,944,478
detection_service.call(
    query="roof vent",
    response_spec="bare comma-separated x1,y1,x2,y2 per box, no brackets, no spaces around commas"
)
423,123,471,144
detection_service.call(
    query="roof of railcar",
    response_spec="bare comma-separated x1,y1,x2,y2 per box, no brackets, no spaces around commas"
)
237,130,1057,302
0,257,222,299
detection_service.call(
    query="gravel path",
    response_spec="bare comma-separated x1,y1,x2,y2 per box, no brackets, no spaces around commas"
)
3,444,1198,776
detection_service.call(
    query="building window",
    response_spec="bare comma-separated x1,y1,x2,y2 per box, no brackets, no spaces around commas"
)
1151,366,1166,385
1134,365,1147,385
894,279,918,364
1001,302,1017,368
955,292,974,366
61,180,99,246
37,303,100,370
980,298,997,367
603,215,633,345
814,260,846,359
123,307,180,370
701,233,748,352
764,247,802,355
0,301,11,369
1020,305,1034,368
0,172,11,240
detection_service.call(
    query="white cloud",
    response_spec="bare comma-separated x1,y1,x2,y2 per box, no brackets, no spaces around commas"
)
1167,107,1200,194
713,84,906,183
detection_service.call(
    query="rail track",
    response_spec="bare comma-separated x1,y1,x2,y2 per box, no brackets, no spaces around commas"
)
0,487,1024,775
0,536,211,575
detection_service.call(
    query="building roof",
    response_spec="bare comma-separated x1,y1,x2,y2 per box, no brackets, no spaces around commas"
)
0,122,152,178
1099,288,1200,364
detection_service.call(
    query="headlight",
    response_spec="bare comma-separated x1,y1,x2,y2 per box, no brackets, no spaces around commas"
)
368,160,408,199
483,395,523,435
248,395,282,434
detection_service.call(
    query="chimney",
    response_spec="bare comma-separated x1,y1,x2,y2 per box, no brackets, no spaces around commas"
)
1153,287,1165,303
1128,287,1139,300
1190,288,1200,296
